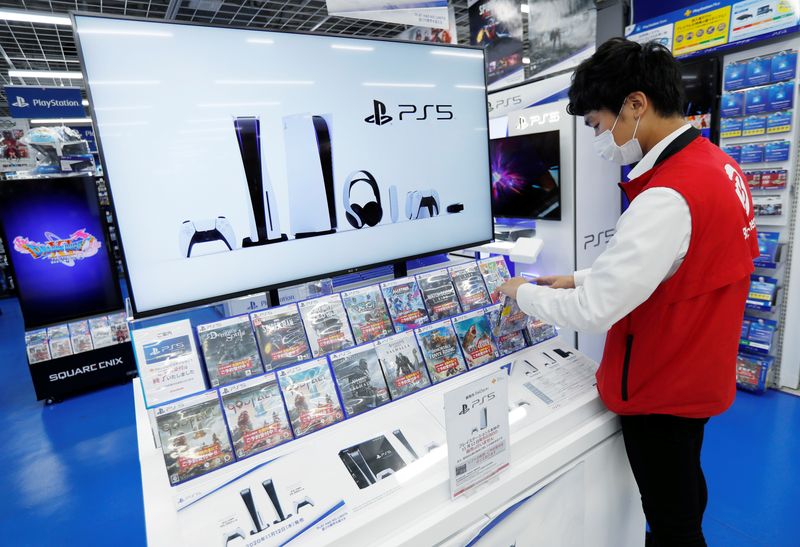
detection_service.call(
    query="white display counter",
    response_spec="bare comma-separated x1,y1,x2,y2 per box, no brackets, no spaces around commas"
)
134,337,644,546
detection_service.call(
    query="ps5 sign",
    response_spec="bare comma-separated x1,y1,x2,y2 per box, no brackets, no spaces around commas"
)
5,86,85,119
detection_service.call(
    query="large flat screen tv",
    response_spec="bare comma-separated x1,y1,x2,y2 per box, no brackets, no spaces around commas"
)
73,14,493,318
0,175,123,328
489,131,561,220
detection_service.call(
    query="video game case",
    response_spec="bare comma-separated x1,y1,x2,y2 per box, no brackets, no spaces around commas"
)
415,320,468,383
298,294,356,357
89,316,114,349
68,320,94,354
154,390,235,486
484,303,528,356
219,375,293,460
197,315,264,388
452,308,500,368
525,316,558,345
416,269,461,321
133,319,207,407
108,312,131,344
25,329,51,364
478,256,512,304
380,277,430,332
330,343,391,417
341,285,395,344
493,296,528,337
449,262,491,311
250,304,312,371
375,331,431,398
277,357,345,437
47,325,73,359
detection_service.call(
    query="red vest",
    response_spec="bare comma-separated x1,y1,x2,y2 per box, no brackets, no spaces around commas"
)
597,136,759,418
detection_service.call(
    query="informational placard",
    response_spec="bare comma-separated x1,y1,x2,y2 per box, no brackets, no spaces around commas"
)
510,343,597,408
444,370,510,499
626,0,800,59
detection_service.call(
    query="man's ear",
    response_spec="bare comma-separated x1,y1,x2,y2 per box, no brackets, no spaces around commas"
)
627,91,649,118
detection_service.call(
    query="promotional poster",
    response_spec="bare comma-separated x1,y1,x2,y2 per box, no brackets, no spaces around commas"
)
251,305,312,371
469,0,525,89
155,391,235,486
277,358,345,437
197,315,264,387
0,175,123,328
330,343,392,417
527,0,597,78
220,376,293,459
0,117,34,173
75,15,492,317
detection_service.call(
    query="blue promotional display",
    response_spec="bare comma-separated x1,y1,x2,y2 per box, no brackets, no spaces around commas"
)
765,140,791,162
69,125,97,153
746,57,771,87
721,92,745,117
768,81,794,111
724,62,747,90
771,50,798,81
625,0,800,59
742,115,767,136
767,110,793,133
741,317,778,355
721,117,744,137
736,353,773,393
745,87,769,115
755,231,780,267
747,275,778,311
740,142,765,163
4,86,85,119
0,175,123,328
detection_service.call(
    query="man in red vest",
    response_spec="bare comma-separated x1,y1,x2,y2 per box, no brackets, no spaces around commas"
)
500,38,759,547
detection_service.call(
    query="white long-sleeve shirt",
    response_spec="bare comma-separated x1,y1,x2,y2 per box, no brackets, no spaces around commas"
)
517,124,693,333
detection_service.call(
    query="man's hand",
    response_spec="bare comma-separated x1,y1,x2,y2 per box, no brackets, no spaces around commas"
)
535,275,575,289
498,277,530,300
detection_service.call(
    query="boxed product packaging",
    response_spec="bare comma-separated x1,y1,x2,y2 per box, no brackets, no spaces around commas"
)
766,110,792,134
740,142,765,164
742,115,766,136
745,87,769,115
753,195,782,216
764,140,790,163
746,275,778,311
720,92,745,117
768,81,794,111
740,316,777,355
760,170,787,189
745,56,771,87
754,231,780,267
724,61,747,90
721,117,744,138
770,50,797,82
722,145,742,162
736,354,773,393
743,171,761,189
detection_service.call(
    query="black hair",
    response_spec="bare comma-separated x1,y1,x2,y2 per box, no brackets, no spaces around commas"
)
567,37,685,117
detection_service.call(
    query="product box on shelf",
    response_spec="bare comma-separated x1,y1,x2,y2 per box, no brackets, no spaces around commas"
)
764,140,791,162
721,117,745,138
380,277,430,332
746,56,771,87
449,262,491,311
415,320,469,383
740,316,777,355
452,308,500,369
250,304,312,371
747,275,779,311
768,81,794,111
340,285,394,344
742,115,766,136
753,195,782,217
740,142,765,164
745,87,769,115
755,231,780,267
736,353,773,393
722,144,743,162
197,315,264,388
416,269,461,321
330,343,392,417
277,357,344,437
478,256,512,304
724,62,747,90
721,92,745,117
771,50,797,82
297,294,356,357
766,111,792,134
375,331,431,399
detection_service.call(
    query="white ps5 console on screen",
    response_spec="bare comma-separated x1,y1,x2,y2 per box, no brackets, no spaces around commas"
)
283,113,337,239
234,116,287,247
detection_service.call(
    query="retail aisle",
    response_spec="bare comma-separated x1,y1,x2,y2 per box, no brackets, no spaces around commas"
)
0,294,797,546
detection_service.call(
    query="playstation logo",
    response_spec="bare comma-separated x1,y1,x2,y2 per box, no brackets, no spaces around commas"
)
364,100,392,126
11,96,29,108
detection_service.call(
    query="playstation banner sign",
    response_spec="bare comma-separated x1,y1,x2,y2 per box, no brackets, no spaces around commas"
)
5,85,85,119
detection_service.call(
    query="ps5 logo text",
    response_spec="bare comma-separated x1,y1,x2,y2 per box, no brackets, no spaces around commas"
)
516,111,561,131
364,100,454,126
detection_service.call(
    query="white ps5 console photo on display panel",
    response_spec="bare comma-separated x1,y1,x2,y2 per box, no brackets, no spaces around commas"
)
73,14,492,317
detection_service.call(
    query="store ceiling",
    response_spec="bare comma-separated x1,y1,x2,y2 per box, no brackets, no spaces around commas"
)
0,0,480,116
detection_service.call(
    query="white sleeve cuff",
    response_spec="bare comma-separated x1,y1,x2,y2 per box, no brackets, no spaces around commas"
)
573,269,591,287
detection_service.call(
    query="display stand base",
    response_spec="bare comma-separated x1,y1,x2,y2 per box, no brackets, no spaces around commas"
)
29,342,136,402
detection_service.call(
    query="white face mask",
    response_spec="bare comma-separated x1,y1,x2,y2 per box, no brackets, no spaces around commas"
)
593,102,643,165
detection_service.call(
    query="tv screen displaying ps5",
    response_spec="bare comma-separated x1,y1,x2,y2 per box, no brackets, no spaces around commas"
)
73,15,492,317
489,131,561,220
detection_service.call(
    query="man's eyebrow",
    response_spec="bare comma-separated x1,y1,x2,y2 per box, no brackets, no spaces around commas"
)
584,119,593,127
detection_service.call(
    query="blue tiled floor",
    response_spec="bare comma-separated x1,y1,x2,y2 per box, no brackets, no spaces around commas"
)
1,294,797,546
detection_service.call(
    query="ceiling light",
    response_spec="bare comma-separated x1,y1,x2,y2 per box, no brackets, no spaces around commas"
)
0,9,72,26
30,117,92,124
520,4,530,13
456,84,485,90
331,44,374,51
431,50,483,59
81,99,89,106
246,38,275,44
9,70,83,79
78,29,172,37
522,57,531,64
362,82,436,88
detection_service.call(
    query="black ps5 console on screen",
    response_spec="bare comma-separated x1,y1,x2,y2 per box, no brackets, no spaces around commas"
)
234,117,287,247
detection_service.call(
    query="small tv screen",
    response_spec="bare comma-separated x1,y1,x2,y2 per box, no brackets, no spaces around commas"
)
0,175,123,328
489,131,561,220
